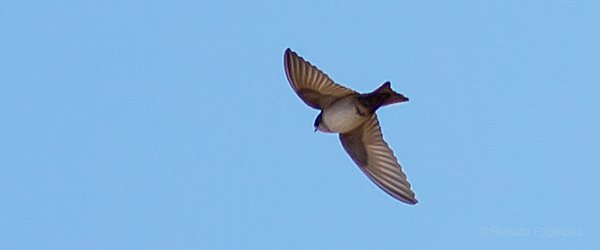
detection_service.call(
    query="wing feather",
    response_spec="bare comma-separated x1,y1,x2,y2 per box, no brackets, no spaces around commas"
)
284,48,356,109
339,115,417,204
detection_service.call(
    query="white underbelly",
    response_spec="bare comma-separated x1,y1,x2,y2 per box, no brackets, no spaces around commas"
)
322,98,365,133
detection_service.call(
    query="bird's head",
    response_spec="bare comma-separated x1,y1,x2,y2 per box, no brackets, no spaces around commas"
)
313,112,332,133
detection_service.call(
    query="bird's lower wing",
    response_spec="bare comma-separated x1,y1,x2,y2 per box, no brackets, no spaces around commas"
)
339,115,417,204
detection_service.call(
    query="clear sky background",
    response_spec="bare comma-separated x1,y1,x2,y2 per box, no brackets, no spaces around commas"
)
2,0,599,249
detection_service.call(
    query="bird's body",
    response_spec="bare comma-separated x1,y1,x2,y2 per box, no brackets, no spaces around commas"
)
318,96,366,133
284,48,418,204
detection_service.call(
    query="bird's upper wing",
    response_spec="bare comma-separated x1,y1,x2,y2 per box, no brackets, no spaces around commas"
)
284,48,356,109
339,115,417,204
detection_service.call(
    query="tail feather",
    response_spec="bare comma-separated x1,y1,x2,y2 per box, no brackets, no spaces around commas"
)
358,82,408,112
373,82,409,106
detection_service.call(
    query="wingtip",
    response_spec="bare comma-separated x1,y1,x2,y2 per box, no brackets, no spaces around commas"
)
284,48,297,63
397,195,418,205
284,48,294,56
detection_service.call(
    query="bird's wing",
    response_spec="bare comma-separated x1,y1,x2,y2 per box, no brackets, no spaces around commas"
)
339,115,417,204
284,48,356,109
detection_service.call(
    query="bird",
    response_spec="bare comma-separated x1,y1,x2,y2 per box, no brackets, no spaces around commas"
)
283,48,418,204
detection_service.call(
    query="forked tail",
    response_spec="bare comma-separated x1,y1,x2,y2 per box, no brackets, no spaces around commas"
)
358,82,409,111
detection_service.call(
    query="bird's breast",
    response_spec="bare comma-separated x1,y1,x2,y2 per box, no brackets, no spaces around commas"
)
322,97,367,133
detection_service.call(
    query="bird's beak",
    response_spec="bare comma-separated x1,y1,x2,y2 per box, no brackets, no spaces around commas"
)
314,127,318,133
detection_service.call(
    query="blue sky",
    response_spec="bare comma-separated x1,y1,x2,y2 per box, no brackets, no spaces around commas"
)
2,0,599,249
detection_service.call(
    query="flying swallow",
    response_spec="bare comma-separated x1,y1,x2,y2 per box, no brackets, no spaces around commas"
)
284,48,417,204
